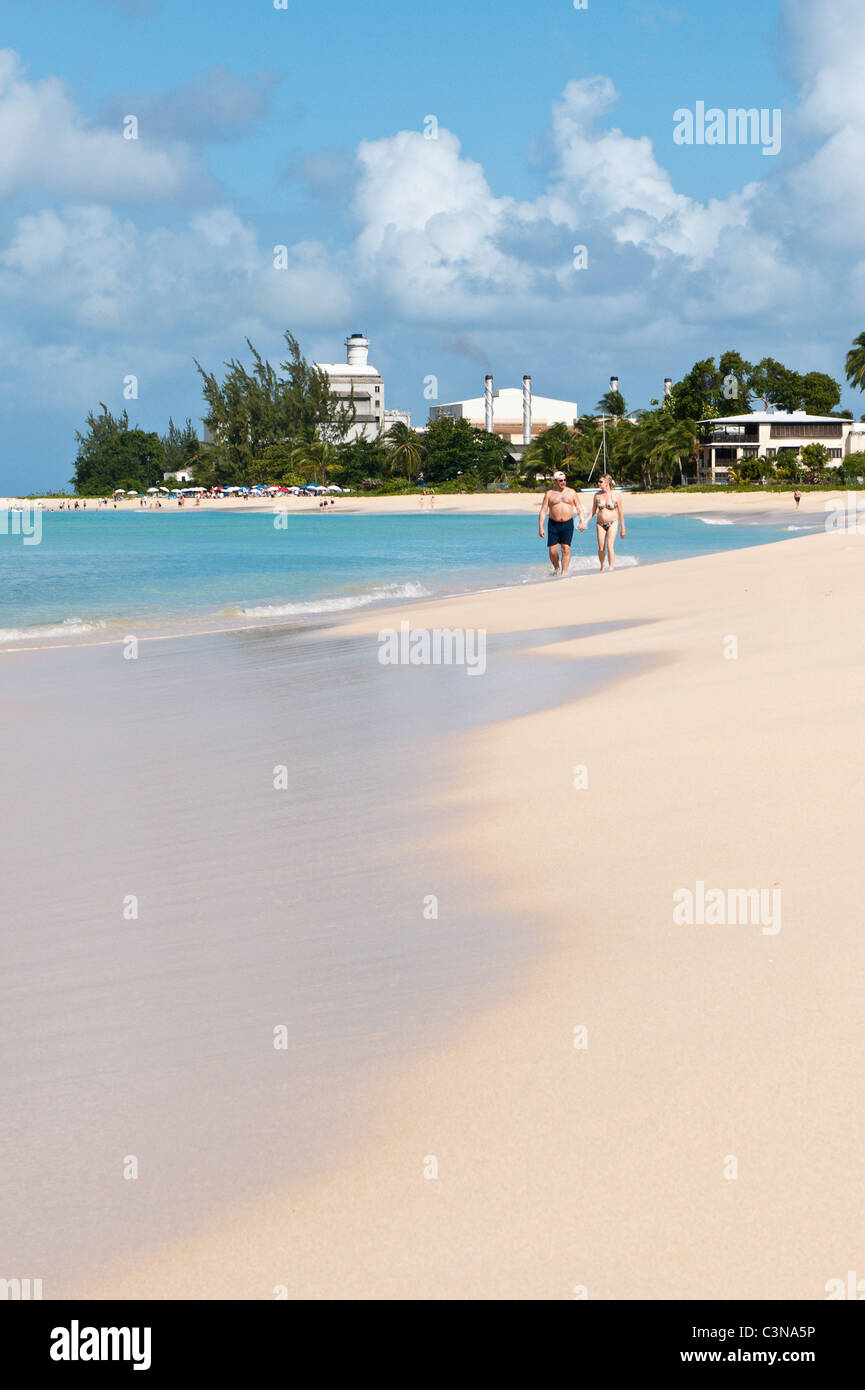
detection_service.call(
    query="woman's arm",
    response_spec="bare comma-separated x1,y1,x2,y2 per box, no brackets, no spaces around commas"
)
617,496,626,537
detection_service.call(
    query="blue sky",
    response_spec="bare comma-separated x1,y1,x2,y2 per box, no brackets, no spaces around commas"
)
2,0,864,490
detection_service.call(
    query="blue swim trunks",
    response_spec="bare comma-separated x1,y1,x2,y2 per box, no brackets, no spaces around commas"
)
547,517,575,548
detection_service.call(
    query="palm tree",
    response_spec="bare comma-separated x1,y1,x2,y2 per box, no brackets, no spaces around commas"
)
846,333,865,393
385,421,422,482
289,433,338,486
522,422,576,481
595,390,628,420
661,419,698,485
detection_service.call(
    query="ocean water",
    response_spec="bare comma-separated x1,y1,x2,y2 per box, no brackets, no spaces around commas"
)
0,508,819,647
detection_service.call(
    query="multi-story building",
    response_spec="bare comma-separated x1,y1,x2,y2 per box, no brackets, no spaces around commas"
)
697,411,865,483
315,334,385,442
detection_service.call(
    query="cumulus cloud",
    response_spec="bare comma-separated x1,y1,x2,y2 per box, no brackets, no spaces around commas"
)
780,0,865,241
0,203,351,339
0,49,210,202
282,147,357,202
98,67,280,145
4,0,865,486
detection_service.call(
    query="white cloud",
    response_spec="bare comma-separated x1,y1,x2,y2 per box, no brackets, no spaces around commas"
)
0,49,209,202
4,0,865,486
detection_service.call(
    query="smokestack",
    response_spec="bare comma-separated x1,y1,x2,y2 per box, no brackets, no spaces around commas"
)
664,377,672,399
345,333,369,367
522,375,532,446
484,374,494,433
609,375,619,394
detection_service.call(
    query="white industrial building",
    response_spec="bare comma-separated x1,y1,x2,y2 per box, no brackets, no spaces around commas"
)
697,410,865,483
315,333,390,442
429,375,577,444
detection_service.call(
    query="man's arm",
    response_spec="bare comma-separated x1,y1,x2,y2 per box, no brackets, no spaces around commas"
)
539,491,550,537
572,488,587,530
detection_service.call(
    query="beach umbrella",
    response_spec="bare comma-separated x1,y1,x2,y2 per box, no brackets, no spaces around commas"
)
146,488,159,494
127,491,139,496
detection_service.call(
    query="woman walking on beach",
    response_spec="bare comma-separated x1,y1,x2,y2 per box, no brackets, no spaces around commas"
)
591,474,626,571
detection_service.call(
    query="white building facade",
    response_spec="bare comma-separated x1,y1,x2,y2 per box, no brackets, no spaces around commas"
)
697,411,865,483
316,334,385,442
429,382,577,443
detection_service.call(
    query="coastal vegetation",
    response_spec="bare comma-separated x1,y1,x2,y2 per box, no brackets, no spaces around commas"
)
68,332,865,495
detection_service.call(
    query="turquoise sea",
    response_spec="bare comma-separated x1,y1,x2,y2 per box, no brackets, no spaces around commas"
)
0,507,818,645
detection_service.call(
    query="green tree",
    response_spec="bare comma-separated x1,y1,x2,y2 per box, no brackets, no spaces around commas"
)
71,404,166,495
522,422,580,482
385,421,422,482
748,357,802,411
194,330,354,474
798,371,841,415
799,442,831,482
418,417,507,486
772,449,802,483
162,417,200,476
335,437,390,487
845,332,865,394
595,390,628,419
289,432,340,486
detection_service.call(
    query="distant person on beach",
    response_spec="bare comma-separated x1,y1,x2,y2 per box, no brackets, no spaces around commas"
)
591,474,626,571
794,489,801,509
539,471,586,576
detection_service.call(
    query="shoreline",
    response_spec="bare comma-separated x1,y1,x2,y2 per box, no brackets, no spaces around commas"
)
0,487,844,519
0,499,827,653
73,525,865,1299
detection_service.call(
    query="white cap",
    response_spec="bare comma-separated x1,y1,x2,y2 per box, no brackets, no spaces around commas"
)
553,471,566,480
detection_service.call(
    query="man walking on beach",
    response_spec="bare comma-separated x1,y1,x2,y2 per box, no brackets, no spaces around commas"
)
539,471,586,575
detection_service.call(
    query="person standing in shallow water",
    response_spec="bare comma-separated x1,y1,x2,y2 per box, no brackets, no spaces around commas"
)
591,474,626,571
538,471,586,576
794,489,801,509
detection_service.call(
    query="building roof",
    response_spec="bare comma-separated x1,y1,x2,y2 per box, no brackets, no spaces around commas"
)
435,387,577,414
697,411,849,424
317,363,380,377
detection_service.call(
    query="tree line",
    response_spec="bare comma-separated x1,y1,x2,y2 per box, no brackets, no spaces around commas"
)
69,332,865,496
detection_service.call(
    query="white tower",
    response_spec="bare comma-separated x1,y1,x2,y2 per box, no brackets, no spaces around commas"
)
345,333,369,367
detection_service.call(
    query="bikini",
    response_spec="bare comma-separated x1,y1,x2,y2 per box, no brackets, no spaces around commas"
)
597,496,617,530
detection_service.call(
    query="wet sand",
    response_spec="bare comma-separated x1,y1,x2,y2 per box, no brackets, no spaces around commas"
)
68,525,865,1300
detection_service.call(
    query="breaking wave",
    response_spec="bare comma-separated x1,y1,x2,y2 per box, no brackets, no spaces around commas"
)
0,617,108,644
239,582,432,618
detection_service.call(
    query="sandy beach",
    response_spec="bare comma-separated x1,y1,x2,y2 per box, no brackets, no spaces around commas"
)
51,513,862,1302
3,487,844,520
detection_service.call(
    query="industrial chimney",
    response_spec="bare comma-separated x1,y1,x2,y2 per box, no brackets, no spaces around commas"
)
484,375,494,433
345,333,369,366
609,375,619,394
664,377,673,399
522,375,532,445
